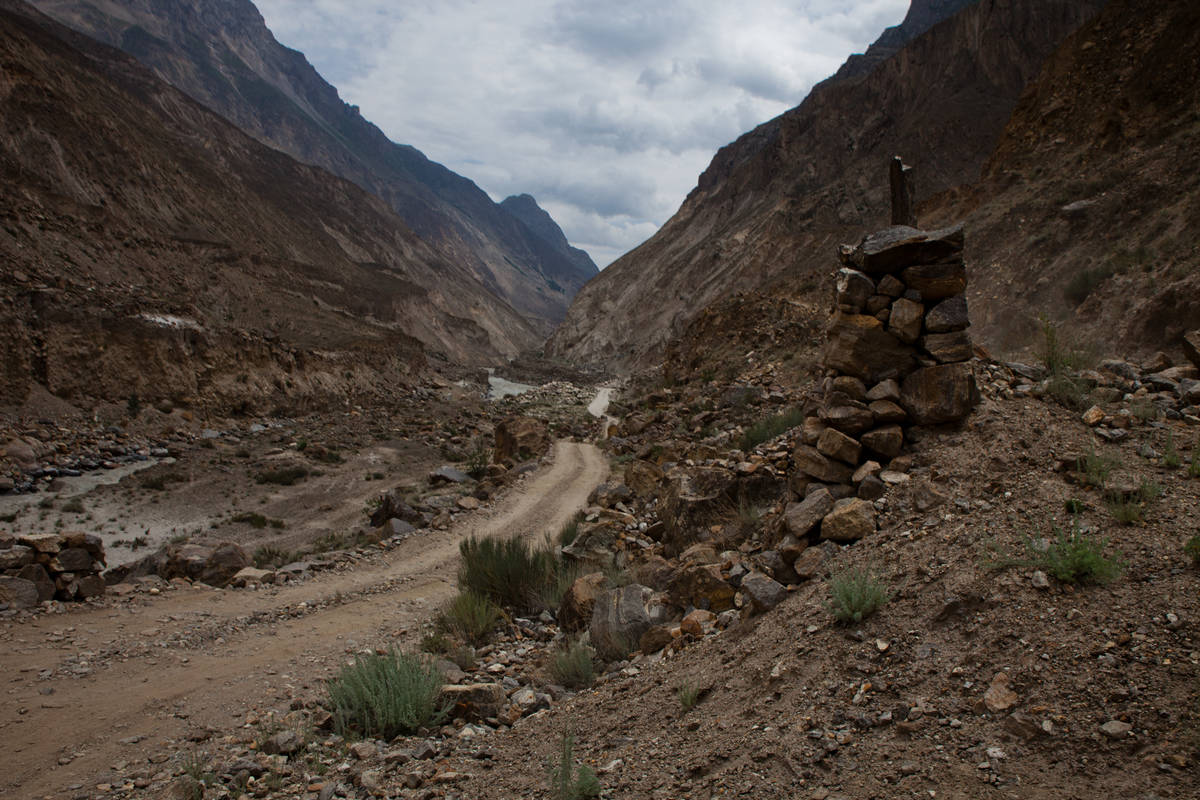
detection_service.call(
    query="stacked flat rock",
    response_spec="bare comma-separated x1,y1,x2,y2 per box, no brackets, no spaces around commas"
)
0,531,106,609
785,224,980,543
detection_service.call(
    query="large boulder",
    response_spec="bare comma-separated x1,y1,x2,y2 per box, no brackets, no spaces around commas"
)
200,542,250,587
843,224,964,274
900,363,981,425
492,416,549,463
557,572,608,632
0,576,40,609
824,314,917,384
590,584,664,660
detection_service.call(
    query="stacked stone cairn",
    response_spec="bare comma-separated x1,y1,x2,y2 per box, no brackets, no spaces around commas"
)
786,223,980,545
0,531,106,609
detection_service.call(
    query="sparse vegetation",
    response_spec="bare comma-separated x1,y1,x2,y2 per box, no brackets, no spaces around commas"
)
1185,535,1200,567
326,649,449,740
255,466,309,486
253,544,294,569
1077,444,1118,489
546,732,601,800
549,640,595,689
828,566,891,624
177,751,214,800
1162,432,1181,468
435,591,504,646
1027,522,1123,584
739,406,805,451
458,534,560,613
465,438,490,479
558,512,584,546
678,682,701,712
61,497,85,514
232,512,285,529
140,471,184,491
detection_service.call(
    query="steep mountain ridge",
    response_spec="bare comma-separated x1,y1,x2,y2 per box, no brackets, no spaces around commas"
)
547,0,1106,370
920,0,1200,357
500,193,599,282
29,0,597,332
0,0,538,411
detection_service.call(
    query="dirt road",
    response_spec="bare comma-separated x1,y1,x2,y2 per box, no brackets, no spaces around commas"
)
0,439,608,799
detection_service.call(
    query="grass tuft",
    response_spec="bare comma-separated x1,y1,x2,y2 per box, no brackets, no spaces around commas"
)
678,682,701,713
828,567,890,625
549,640,595,689
458,534,560,613
253,544,293,569
1077,444,1118,489
435,591,504,646
326,649,449,740
547,732,601,800
1185,535,1200,567
739,406,805,451
1026,522,1123,584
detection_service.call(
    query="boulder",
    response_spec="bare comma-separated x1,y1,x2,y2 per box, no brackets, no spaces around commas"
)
836,269,875,312
900,363,980,425
820,404,875,436
624,460,664,498
200,542,250,587
846,224,964,274
639,625,675,655
557,572,608,633
381,518,416,537
816,428,861,465
369,489,425,528
820,498,876,542
784,488,834,537
74,575,106,599
492,416,549,463
831,376,868,402
590,584,659,660
792,541,836,580
740,572,787,613
901,261,967,301
824,314,917,384
868,399,907,424
440,683,506,722
261,730,304,756
589,482,632,508
680,608,716,637
793,446,854,484
15,564,55,601
667,564,735,613
0,576,40,609
1183,330,1200,370
866,379,902,403
661,466,736,555
925,295,969,333
230,567,275,587
19,533,61,554
877,274,905,297
922,330,973,363
800,416,826,445
860,425,904,459
430,466,470,484
0,544,34,570
50,547,94,573
888,298,924,344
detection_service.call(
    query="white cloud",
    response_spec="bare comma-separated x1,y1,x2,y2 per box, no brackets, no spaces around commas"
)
255,0,909,266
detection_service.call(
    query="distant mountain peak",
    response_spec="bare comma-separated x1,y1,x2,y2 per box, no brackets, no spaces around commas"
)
500,194,598,282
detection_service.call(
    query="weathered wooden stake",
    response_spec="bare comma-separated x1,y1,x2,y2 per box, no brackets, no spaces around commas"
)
889,156,916,227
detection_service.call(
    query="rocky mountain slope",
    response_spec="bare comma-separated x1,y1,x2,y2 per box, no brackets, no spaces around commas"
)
920,0,1200,358
547,0,1106,370
29,0,597,333
500,194,599,283
0,0,541,413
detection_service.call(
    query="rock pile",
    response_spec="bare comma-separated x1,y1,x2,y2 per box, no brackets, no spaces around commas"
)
791,224,980,541
0,531,106,609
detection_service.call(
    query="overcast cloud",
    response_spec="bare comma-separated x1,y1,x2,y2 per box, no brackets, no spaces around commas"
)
255,0,909,267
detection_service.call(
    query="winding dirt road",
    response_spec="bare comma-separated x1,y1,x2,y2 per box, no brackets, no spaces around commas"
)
0,439,608,799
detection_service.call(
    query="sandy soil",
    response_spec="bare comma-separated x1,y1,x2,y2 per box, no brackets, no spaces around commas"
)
0,439,609,799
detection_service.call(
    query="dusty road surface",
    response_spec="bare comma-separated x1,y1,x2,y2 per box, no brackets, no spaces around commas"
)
0,440,608,799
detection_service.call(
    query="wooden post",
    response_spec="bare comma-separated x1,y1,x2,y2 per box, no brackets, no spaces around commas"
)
889,156,916,227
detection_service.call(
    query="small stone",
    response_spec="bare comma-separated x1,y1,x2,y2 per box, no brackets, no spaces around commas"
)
1030,571,1050,590
983,672,1018,713
261,730,303,756
1100,720,1133,738
680,608,716,637
350,741,378,760
1082,406,1106,426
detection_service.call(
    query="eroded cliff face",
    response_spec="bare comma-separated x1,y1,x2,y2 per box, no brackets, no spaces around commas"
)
29,0,597,334
0,0,536,410
919,0,1200,358
547,0,1106,371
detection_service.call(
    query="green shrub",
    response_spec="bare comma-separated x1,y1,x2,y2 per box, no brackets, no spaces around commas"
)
828,567,890,624
256,466,309,486
546,732,601,800
436,591,503,646
1191,451,1200,478
1064,264,1118,306
1026,523,1123,584
1163,433,1181,469
549,640,595,689
1045,374,1089,410
253,544,294,569
458,534,559,613
1063,498,1087,515
558,512,584,547
465,439,490,479
327,649,449,739
1185,535,1200,567
678,682,701,712
739,406,805,451
61,497,85,514
1130,400,1159,423
1038,316,1092,376
1077,445,1118,489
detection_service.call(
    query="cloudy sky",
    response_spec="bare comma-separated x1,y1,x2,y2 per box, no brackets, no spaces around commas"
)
255,0,910,267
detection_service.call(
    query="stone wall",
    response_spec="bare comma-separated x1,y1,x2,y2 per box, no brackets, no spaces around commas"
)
0,531,106,609
787,224,980,541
